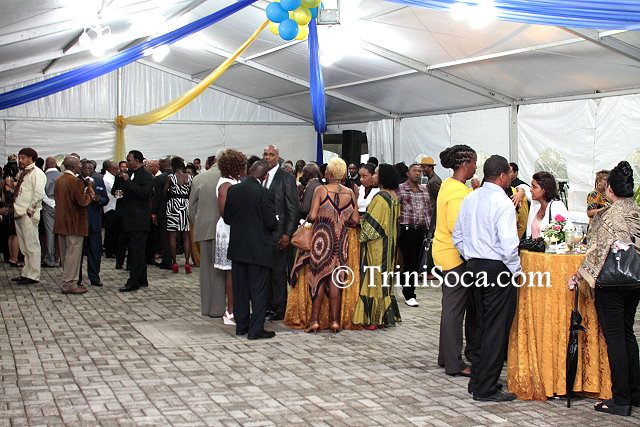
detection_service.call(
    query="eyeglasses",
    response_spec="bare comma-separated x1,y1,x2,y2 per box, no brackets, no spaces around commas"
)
263,153,276,157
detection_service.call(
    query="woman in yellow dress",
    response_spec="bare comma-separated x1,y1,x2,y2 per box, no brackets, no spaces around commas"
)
352,164,402,330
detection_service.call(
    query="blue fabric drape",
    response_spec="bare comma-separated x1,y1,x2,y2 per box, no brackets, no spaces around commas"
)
307,19,327,164
0,0,258,111
383,0,640,30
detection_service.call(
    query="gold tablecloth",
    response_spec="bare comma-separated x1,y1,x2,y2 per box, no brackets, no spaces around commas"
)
507,250,612,400
284,227,363,331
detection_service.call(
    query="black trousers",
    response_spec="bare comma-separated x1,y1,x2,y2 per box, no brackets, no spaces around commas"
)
232,261,269,335
438,263,476,373
78,230,102,284
146,219,156,264
125,231,148,288
268,246,290,315
103,210,118,257
398,225,425,300
156,217,171,267
466,259,516,397
595,287,640,406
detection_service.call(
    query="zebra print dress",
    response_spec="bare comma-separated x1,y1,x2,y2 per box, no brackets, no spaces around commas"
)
166,173,192,232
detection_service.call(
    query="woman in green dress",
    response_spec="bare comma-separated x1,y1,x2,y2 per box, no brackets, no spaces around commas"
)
353,164,402,330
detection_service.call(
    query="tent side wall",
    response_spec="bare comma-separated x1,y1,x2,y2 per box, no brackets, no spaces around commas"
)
0,62,316,163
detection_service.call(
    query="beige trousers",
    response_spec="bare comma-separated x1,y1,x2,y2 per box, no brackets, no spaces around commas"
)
59,235,84,291
15,216,41,281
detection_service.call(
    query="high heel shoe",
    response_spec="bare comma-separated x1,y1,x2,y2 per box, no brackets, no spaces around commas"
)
184,264,192,274
223,311,236,325
305,321,320,334
172,263,179,273
330,321,341,333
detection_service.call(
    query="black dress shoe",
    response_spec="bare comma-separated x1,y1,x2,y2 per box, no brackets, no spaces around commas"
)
11,276,24,282
139,283,148,288
156,263,172,270
473,390,516,402
17,277,39,285
236,330,248,336
469,382,503,395
115,264,123,270
269,313,284,321
90,282,104,287
448,370,472,378
248,330,276,340
595,399,631,416
119,285,139,292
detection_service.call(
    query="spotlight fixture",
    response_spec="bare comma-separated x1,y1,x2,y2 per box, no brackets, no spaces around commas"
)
78,24,113,57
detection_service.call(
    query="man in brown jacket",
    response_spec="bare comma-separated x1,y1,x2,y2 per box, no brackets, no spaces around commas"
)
54,156,94,294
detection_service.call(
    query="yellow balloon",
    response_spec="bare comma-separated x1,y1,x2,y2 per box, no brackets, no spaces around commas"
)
295,24,309,40
291,6,312,25
301,0,321,8
269,21,280,35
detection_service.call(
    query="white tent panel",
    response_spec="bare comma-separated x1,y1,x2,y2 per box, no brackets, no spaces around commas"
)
450,107,510,178
518,99,597,212
122,62,302,123
0,72,116,119
396,114,450,178
2,120,115,162
595,94,640,184
366,119,394,164
123,122,316,163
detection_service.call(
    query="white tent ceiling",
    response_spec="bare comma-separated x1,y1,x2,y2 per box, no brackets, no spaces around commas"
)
1,0,640,124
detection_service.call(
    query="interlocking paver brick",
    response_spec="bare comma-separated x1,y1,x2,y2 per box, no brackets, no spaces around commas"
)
1,258,639,425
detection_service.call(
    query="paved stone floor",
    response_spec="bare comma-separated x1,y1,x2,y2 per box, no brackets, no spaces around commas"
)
1,257,638,426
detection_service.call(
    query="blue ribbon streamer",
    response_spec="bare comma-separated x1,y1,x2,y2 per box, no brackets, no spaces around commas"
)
0,0,258,110
307,19,327,164
383,0,640,30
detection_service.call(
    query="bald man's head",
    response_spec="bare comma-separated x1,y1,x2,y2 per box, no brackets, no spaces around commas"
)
45,157,57,170
262,144,280,169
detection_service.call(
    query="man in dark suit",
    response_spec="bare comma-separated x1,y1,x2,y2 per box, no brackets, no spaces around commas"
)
112,150,154,292
78,160,108,287
150,157,172,269
224,160,279,340
262,144,299,320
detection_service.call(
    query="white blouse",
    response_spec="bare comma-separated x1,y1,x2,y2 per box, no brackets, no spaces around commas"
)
357,186,379,213
526,199,573,238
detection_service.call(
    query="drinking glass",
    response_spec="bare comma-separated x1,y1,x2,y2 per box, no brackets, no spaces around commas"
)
565,230,575,253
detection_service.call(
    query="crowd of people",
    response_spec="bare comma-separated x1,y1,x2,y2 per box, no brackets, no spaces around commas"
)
0,144,638,414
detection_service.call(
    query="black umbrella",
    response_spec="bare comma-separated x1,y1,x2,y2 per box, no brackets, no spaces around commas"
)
566,282,586,408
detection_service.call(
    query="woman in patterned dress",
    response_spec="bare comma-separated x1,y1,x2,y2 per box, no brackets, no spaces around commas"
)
163,156,193,274
215,149,247,326
305,158,359,333
352,164,402,330
587,169,611,221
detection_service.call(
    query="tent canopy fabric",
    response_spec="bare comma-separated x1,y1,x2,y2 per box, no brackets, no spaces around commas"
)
1,0,639,124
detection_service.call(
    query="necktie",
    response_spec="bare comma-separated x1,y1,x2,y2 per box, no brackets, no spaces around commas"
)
263,177,268,188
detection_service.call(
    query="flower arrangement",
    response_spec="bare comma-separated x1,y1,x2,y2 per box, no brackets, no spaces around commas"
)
542,214,569,243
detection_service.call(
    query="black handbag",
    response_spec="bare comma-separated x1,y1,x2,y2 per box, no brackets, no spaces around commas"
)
519,237,545,252
596,245,640,289
419,230,435,274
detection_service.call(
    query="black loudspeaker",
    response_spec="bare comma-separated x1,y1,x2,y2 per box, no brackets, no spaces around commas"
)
342,130,363,166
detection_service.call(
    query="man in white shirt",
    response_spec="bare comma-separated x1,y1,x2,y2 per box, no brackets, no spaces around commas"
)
9,148,46,284
453,154,520,402
42,157,62,267
102,161,119,258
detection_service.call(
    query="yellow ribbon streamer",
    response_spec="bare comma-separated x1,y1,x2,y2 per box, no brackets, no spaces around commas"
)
114,20,269,161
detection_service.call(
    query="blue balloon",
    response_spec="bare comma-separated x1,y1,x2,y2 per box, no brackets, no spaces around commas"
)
280,0,301,12
266,2,288,23
278,19,299,40
310,6,318,19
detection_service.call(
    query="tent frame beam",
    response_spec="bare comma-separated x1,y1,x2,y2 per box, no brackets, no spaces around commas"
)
558,28,640,63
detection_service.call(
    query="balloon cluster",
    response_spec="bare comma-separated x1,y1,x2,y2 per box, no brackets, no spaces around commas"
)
266,0,322,41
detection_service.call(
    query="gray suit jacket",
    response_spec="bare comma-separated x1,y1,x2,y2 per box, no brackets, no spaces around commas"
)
189,165,221,242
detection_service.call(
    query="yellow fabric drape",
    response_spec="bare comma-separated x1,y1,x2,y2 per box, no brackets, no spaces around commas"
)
114,20,269,161
507,251,611,401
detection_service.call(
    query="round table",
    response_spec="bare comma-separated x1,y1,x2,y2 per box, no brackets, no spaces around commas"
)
507,250,612,400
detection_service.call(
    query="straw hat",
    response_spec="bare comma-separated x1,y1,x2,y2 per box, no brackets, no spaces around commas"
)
420,156,436,166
